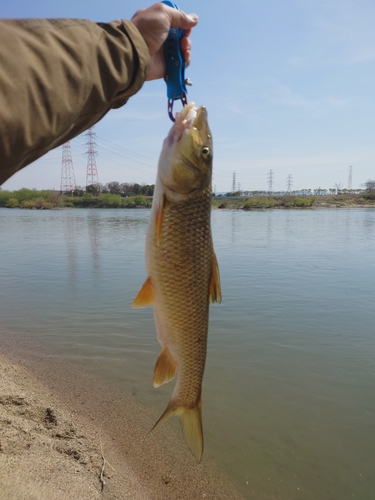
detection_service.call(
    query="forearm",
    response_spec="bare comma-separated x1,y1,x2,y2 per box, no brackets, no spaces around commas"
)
0,18,150,185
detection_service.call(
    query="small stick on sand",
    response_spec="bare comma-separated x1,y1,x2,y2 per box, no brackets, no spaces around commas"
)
98,419,116,491
100,458,106,491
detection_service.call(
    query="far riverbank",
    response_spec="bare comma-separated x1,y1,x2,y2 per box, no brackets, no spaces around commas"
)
1,188,375,210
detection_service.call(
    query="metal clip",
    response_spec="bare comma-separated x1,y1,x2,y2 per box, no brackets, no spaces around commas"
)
162,1,192,121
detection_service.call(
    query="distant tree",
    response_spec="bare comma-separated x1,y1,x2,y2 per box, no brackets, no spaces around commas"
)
86,184,100,196
364,179,375,193
120,183,131,196
73,187,85,197
334,183,342,194
107,181,121,194
139,184,154,196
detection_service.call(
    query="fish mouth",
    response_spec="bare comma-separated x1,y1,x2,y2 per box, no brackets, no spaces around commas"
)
174,104,208,139
174,103,197,137
192,106,207,129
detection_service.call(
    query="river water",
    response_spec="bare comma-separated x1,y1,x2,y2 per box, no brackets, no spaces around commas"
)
0,207,374,499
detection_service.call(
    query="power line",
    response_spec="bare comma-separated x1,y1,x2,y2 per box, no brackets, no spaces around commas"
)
96,135,157,163
232,171,236,193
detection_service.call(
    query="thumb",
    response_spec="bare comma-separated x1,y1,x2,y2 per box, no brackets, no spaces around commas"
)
166,8,199,30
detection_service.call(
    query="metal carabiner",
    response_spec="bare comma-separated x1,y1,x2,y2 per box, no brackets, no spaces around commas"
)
162,1,192,121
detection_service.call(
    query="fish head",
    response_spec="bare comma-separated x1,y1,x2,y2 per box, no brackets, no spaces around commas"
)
159,103,213,197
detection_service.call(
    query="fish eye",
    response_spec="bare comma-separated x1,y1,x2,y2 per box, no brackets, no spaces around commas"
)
201,146,211,159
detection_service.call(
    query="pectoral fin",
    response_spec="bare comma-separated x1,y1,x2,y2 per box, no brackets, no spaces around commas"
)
209,252,222,303
132,277,154,308
155,194,166,246
153,346,177,387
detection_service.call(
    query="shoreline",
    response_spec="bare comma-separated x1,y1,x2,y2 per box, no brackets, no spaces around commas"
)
0,331,243,500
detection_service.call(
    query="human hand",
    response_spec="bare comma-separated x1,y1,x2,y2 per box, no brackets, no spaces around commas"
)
131,3,198,81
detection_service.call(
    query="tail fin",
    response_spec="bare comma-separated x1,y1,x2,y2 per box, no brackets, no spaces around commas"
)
152,396,203,463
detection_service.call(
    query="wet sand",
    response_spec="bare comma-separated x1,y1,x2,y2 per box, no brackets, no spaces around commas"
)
0,332,243,500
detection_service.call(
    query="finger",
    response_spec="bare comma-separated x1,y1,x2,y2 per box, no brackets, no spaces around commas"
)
163,6,199,29
180,36,192,52
184,49,191,67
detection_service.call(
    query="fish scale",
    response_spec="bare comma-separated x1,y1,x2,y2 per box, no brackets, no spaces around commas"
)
151,188,212,407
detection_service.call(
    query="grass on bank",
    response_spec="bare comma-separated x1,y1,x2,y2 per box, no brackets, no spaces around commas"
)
213,195,316,209
1,189,375,210
0,189,151,209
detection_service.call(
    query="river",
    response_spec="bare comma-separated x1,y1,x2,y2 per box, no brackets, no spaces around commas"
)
0,207,374,499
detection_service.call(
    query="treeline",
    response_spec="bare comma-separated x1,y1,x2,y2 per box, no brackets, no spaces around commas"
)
0,188,152,209
83,182,154,197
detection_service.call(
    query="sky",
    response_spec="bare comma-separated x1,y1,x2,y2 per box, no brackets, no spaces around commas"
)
1,0,375,193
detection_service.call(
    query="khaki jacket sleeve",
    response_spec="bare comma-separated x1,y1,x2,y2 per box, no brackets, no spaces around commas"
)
0,18,151,185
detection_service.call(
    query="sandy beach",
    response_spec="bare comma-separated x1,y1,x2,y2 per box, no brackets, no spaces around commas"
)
0,334,243,500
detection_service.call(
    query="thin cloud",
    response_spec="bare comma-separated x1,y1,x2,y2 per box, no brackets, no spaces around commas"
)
262,82,350,117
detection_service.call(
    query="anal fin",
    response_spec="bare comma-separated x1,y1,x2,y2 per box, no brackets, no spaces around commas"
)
153,346,177,387
132,277,154,308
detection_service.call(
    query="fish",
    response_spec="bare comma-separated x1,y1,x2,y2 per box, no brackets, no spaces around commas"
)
132,102,221,462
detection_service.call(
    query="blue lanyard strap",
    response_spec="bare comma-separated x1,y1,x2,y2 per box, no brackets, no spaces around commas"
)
162,1,192,121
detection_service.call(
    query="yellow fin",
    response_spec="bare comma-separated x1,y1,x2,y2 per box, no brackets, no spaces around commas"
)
209,252,222,303
152,395,203,463
155,194,166,246
131,277,154,308
153,346,177,387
